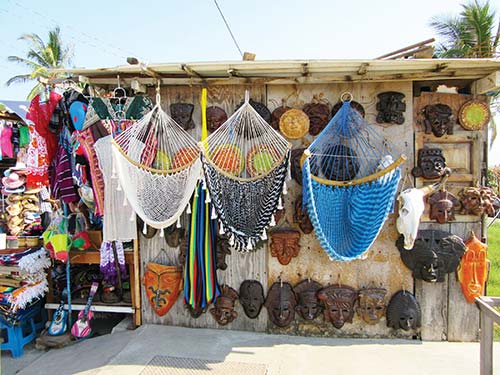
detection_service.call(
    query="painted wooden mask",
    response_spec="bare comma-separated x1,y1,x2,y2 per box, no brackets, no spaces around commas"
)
428,190,459,224
170,102,195,130
457,232,488,304
422,104,453,137
396,230,466,283
386,290,421,331
459,187,498,216
270,231,301,266
142,263,183,317
412,148,447,180
376,91,406,125
265,282,297,327
293,279,323,321
317,285,358,329
356,287,387,325
206,106,227,132
210,284,238,325
294,194,313,234
303,102,330,136
239,280,265,319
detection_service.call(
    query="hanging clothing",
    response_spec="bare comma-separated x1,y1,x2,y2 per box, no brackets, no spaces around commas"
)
0,124,13,159
94,135,137,242
26,127,49,188
50,145,78,203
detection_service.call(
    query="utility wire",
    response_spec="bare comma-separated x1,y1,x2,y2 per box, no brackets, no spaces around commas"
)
212,0,243,58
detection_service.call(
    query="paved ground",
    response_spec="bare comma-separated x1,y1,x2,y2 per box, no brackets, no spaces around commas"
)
2,324,500,375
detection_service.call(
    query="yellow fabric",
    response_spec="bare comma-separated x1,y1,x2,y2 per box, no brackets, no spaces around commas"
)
201,88,208,141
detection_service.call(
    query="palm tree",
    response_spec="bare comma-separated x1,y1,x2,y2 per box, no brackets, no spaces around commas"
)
430,0,500,58
6,27,72,100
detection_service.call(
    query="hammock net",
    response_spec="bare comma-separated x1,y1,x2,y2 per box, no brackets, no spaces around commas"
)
112,94,201,232
302,96,405,261
200,91,291,252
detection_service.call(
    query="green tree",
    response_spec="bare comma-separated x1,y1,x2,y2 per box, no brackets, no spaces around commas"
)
430,0,500,58
6,27,72,100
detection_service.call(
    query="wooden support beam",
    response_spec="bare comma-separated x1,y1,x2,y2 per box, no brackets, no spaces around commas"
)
181,64,202,78
472,71,500,94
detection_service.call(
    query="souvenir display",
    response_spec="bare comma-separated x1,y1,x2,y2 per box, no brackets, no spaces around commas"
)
187,304,206,319
279,109,310,139
356,287,387,325
164,226,185,248
211,144,245,176
396,230,466,282
239,280,265,319
386,290,421,331
458,186,498,216
302,95,404,261
209,285,238,325
216,236,231,270
317,284,357,329
290,148,306,185
331,100,365,118
293,279,323,321
375,91,406,124
206,106,227,133
270,230,301,266
457,231,488,304
271,105,292,130
143,263,183,317
458,99,490,131
265,282,297,328
411,148,448,180
235,98,272,124
170,102,195,130
422,104,453,137
201,91,291,252
303,101,330,136
428,190,459,224
293,194,313,234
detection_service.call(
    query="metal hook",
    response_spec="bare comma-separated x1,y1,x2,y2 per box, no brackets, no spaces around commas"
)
340,91,353,103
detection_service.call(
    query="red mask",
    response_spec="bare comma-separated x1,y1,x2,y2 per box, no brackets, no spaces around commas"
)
143,263,183,316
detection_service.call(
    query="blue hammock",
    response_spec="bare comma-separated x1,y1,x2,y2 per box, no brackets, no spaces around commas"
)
302,100,404,261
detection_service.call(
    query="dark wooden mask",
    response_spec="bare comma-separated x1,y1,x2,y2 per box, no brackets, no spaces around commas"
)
386,290,421,331
235,99,272,123
428,190,459,224
291,148,306,185
239,280,265,319
331,100,365,118
356,287,387,325
303,102,330,136
207,106,227,132
209,284,238,325
270,231,301,266
317,285,357,329
411,148,447,180
422,104,453,137
216,236,231,270
376,91,406,125
271,105,292,130
293,279,323,321
459,186,499,216
170,102,195,130
265,282,297,327
293,195,313,234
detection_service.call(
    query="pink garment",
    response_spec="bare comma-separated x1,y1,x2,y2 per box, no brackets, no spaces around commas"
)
0,126,13,159
26,127,49,188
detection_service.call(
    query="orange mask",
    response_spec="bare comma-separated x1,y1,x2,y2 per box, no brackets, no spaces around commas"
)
457,232,488,304
143,263,183,316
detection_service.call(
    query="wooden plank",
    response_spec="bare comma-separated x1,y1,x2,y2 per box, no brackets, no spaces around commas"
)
472,71,500,95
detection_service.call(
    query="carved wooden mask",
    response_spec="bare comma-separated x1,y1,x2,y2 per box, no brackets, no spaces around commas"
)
165,225,185,248
210,284,238,325
293,279,323,321
459,187,498,216
422,104,453,137
239,280,265,319
143,263,183,317
386,290,421,331
170,102,195,130
411,148,447,180
187,304,206,319
396,230,466,283
457,232,488,304
303,102,330,136
271,105,292,130
317,285,357,329
291,148,306,185
216,236,231,270
428,190,459,224
356,287,387,325
207,106,227,132
294,195,313,234
331,100,365,118
376,91,406,125
270,231,301,266
236,99,272,123
265,282,297,327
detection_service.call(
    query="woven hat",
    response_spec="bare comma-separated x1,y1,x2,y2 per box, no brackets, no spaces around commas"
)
24,187,41,195
2,172,25,189
279,109,310,139
458,99,490,131
6,202,22,216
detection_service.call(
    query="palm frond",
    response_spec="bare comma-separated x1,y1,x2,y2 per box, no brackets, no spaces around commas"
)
7,55,43,70
5,74,33,86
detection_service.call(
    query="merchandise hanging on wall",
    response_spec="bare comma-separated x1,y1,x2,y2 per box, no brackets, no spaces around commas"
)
303,97,330,136
143,261,183,317
206,106,227,133
386,290,421,331
428,189,459,224
421,104,454,137
279,109,310,139
331,100,365,118
215,236,231,270
411,148,448,180
457,231,488,304
293,279,323,321
235,98,272,124
458,99,490,131
317,284,357,329
170,102,195,131
302,93,405,261
210,284,239,325
239,280,265,319
290,148,306,186
396,230,466,282
201,91,291,252
271,103,292,130
356,287,387,325
265,282,297,328
375,91,406,125
458,186,499,216
270,230,301,266
293,194,313,234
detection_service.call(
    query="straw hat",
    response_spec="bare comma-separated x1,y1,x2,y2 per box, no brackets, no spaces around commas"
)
279,109,310,139
6,202,22,216
2,172,25,189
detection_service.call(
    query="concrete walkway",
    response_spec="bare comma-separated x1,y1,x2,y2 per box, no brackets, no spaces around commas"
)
2,325,500,375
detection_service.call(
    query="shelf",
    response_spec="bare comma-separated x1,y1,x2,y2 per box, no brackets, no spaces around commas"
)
45,303,134,314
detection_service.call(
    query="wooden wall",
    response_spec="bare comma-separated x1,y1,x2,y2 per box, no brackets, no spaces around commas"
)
137,84,484,341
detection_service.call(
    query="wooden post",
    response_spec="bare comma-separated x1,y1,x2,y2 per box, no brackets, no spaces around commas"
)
480,311,494,375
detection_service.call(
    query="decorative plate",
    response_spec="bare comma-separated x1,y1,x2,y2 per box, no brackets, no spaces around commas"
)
458,99,490,131
279,109,310,139
246,144,279,177
152,150,172,170
173,146,199,169
212,144,245,176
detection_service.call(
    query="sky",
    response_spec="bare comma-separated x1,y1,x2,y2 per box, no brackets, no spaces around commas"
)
0,0,499,161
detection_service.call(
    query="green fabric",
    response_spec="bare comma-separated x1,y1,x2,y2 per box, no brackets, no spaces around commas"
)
19,125,30,147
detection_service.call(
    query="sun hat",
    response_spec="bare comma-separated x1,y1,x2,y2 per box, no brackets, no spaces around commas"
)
2,186,25,195
2,172,25,189
6,202,22,216
69,101,88,131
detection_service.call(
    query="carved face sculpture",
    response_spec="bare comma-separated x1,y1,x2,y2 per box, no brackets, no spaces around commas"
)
428,190,459,224
375,91,406,125
143,263,183,317
411,148,447,180
265,282,297,327
271,105,292,130
270,231,301,266
216,237,231,270
291,148,306,185
178,238,187,265
303,102,330,136
187,304,206,319
170,102,195,130
210,285,238,325
459,187,498,216
236,99,272,123
396,230,466,283
356,287,387,325
165,226,185,248
422,104,453,137
396,187,428,250
317,285,357,329
457,232,488,304
239,280,265,319
331,100,365,118
293,280,323,321
294,195,313,234
207,106,227,132
386,290,421,331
